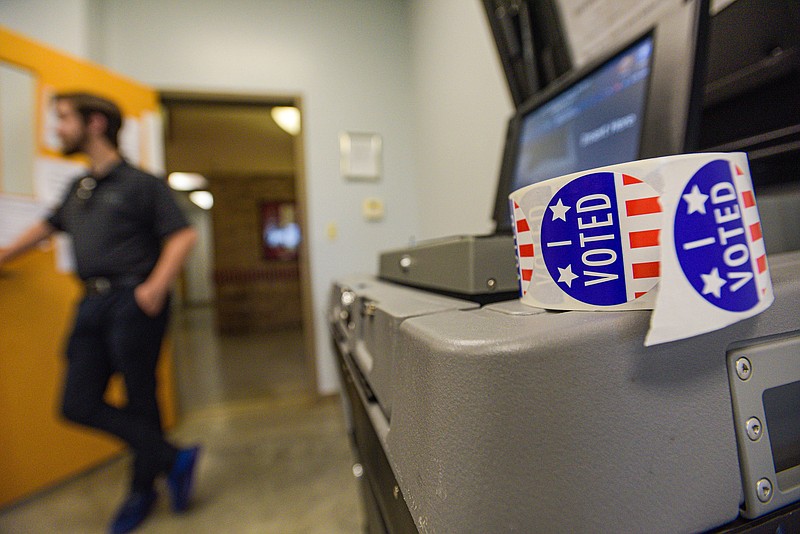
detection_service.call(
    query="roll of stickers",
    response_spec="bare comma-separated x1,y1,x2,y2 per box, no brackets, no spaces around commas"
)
509,153,773,346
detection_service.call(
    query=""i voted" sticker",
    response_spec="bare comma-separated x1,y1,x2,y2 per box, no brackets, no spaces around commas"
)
674,159,768,312
510,153,774,345
539,171,661,306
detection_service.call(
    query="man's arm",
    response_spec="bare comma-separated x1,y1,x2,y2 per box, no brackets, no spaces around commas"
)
0,220,57,268
134,226,198,317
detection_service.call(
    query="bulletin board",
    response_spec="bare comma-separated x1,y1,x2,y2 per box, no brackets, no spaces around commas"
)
0,26,176,509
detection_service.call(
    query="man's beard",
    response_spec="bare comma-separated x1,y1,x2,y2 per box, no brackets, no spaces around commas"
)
60,130,88,156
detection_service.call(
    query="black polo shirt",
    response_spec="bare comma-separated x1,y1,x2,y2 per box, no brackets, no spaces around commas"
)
48,161,190,281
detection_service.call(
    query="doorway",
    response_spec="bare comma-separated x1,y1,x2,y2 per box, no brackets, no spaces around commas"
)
160,92,316,413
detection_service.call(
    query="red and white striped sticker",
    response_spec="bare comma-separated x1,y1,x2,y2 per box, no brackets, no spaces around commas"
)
512,200,535,296
510,153,774,346
616,172,662,302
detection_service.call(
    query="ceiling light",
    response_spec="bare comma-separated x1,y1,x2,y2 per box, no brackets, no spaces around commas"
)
189,190,214,210
271,106,301,136
168,172,208,191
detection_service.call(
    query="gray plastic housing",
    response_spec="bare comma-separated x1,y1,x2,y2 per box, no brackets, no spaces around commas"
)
330,250,800,533
728,335,800,519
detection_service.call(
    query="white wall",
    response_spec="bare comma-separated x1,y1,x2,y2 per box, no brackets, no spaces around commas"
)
0,0,511,395
96,0,421,394
410,0,512,241
0,0,94,58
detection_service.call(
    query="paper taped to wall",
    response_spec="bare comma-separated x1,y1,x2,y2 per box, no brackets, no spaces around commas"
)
509,152,774,345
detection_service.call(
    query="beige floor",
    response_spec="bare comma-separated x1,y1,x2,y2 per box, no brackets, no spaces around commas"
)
0,305,364,534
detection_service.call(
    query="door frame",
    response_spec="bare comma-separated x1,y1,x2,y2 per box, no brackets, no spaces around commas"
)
159,90,318,398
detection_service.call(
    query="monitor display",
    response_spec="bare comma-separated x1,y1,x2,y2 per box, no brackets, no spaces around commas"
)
492,0,709,234
510,36,653,195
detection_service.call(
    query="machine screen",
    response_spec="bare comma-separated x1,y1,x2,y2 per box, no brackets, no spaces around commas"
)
511,36,653,193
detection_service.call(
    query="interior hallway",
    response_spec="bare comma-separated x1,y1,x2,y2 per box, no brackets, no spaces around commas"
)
0,305,364,533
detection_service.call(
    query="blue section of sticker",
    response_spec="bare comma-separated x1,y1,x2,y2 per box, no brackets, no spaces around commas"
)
674,160,758,312
540,172,627,306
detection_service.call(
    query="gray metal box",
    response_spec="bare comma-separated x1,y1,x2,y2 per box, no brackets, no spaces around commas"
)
378,235,518,296
331,250,800,533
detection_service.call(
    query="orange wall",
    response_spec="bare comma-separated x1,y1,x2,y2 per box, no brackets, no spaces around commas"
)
0,26,177,508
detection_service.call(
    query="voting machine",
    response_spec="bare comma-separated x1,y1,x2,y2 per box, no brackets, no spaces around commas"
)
329,1,800,532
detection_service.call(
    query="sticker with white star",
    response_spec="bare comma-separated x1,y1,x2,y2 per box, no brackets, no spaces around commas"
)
673,159,764,312
511,152,773,345
539,171,661,306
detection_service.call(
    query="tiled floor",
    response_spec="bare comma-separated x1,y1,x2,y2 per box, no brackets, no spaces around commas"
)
0,305,364,534
169,305,316,413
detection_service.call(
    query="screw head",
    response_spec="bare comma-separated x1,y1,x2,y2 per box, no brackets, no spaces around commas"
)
486,278,497,290
746,417,762,441
756,478,772,503
352,463,364,478
736,357,752,380
341,290,356,307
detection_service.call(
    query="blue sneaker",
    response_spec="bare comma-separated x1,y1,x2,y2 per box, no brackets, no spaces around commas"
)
167,446,200,512
109,490,157,534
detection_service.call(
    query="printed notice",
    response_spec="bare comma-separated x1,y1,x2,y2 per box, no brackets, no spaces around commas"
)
34,157,85,209
0,196,48,247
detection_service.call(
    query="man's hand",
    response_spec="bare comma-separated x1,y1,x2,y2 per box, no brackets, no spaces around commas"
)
0,222,56,269
134,281,168,317
133,226,197,317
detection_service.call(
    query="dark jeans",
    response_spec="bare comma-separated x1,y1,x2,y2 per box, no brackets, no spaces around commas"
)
61,286,177,493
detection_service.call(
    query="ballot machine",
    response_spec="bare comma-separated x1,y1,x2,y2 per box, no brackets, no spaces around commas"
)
329,1,800,531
